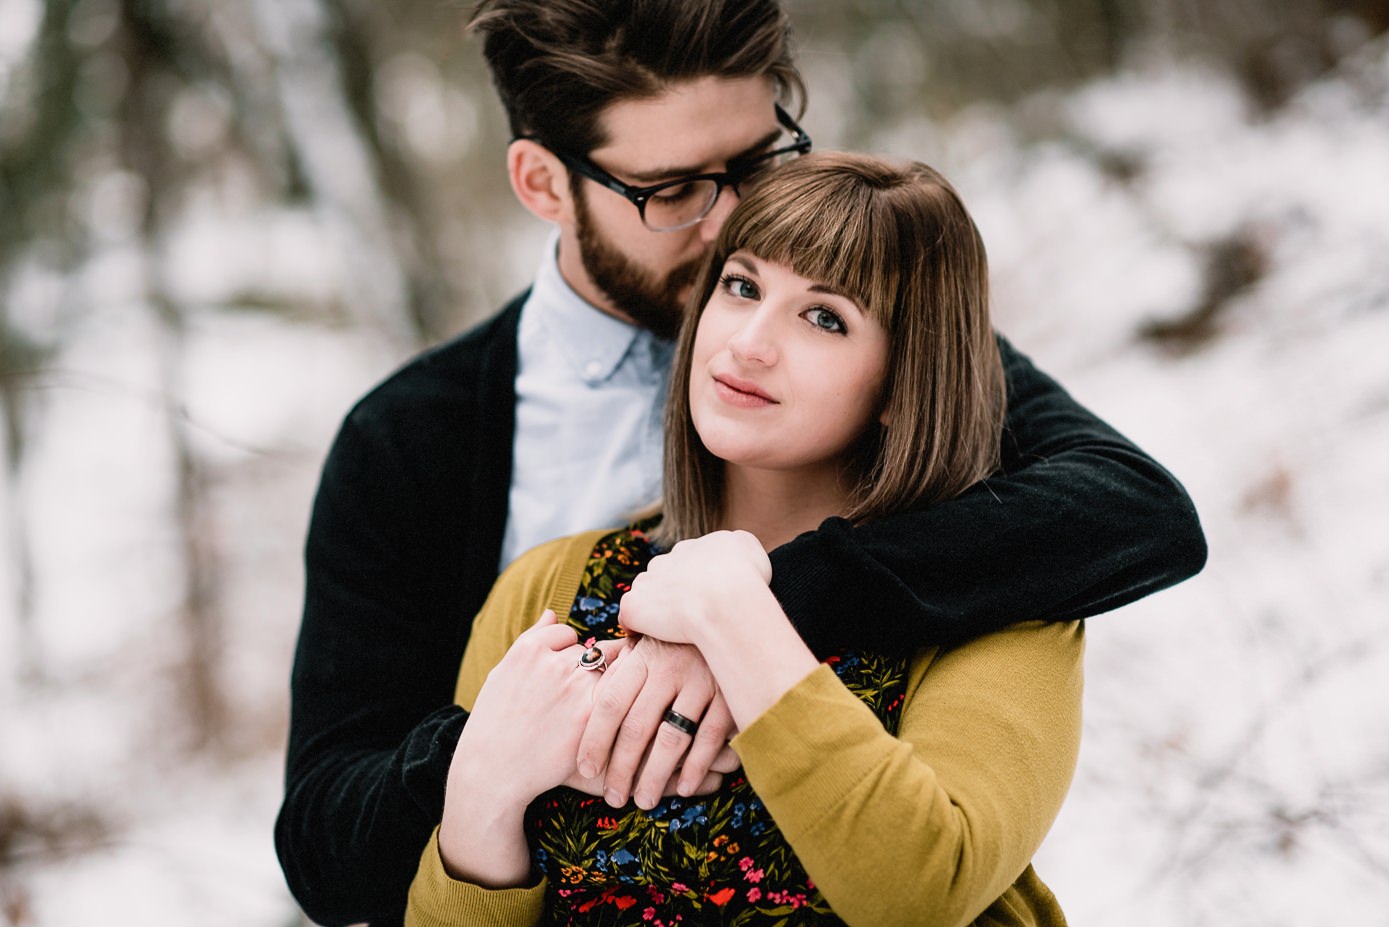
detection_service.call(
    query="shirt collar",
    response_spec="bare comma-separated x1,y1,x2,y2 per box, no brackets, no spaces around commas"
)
528,231,651,385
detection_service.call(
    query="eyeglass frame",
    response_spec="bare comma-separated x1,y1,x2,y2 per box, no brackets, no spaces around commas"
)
519,104,813,232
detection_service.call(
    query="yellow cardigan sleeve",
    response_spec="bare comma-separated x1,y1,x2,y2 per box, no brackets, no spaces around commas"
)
731,619,1085,927
404,529,611,927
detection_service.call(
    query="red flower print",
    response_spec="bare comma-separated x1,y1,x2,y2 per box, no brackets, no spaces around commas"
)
706,887,737,907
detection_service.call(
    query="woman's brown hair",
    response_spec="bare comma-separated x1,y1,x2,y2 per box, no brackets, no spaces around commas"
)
656,152,1006,545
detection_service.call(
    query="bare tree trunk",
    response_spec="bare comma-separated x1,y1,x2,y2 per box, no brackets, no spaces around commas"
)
151,292,227,749
115,0,227,749
0,0,84,690
0,360,40,685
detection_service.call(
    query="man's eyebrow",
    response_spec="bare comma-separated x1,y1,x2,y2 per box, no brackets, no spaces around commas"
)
621,128,784,184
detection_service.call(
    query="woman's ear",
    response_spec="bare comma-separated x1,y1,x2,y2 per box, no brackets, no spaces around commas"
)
507,139,572,224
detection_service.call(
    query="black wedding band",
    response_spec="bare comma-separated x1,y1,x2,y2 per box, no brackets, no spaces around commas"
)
662,709,699,736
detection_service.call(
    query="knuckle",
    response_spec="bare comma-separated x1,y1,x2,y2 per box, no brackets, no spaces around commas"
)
616,715,650,746
655,725,689,751
693,725,725,749
593,689,628,718
646,655,683,686
707,704,732,730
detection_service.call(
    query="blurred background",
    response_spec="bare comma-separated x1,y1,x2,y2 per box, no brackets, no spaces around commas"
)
2,0,1387,923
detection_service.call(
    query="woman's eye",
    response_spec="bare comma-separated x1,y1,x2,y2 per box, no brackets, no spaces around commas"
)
719,274,760,300
804,307,847,334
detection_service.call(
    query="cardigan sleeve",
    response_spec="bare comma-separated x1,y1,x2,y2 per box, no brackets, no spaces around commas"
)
731,620,1085,927
278,394,473,927
406,530,606,927
405,827,547,927
769,335,1205,658
277,300,525,927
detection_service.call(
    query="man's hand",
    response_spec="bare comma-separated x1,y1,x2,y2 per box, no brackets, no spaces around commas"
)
576,637,739,809
619,531,772,643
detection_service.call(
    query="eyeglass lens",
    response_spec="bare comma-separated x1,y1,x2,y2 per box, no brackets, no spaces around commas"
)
642,148,803,231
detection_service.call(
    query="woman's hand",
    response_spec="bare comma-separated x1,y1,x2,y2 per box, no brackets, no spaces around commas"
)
437,610,623,885
618,530,772,644
454,610,623,804
621,531,819,734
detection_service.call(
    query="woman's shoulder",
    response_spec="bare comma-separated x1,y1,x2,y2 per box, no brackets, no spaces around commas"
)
490,527,622,616
457,526,626,708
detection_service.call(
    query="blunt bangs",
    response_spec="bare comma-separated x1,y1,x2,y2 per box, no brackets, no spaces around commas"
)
716,159,907,328
659,151,1004,548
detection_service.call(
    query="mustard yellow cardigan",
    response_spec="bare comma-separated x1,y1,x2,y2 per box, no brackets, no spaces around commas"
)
407,529,1084,927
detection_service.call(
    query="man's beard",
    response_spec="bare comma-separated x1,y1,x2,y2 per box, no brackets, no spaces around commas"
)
573,187,703,342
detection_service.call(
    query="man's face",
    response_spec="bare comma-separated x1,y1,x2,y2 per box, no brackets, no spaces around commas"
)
557,76,784,338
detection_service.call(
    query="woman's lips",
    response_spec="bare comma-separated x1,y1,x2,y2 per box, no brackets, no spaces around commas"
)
712,373,777,408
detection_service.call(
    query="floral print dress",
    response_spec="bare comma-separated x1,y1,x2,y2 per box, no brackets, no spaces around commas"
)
527,526,911,926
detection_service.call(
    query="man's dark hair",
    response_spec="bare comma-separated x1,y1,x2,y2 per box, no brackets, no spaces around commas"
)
468,0,805,154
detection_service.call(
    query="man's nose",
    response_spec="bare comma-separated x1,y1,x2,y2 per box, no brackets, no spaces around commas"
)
698,185,742,244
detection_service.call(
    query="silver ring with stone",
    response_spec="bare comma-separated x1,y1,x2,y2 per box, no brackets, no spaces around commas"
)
577,646,606,672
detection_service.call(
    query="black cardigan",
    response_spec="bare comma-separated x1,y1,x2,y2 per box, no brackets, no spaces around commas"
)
276,292,1206,926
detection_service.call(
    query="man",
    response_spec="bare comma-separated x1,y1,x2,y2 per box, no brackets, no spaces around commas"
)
276,2,1206,925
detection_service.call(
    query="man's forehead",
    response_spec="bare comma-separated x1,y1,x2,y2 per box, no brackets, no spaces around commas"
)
590,75,782,178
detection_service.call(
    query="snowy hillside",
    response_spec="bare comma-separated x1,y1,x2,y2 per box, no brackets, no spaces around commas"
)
2,26,1387,927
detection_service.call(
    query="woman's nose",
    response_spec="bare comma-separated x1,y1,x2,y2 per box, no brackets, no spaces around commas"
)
727,308,778,365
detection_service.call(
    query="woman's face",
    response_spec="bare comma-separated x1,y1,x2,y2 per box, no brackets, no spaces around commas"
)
688,250,890,480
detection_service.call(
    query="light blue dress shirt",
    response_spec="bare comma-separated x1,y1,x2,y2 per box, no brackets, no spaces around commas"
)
499,233,674,569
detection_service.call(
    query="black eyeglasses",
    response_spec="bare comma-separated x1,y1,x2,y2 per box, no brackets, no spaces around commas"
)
528,104,812,232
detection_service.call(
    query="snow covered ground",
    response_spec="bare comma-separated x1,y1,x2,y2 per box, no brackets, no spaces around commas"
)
2,34,1387,927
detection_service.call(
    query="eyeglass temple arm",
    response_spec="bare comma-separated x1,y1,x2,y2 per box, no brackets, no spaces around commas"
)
513,135,640,202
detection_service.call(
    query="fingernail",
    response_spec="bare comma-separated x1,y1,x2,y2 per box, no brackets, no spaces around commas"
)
578,761,596,780
676,779,693,797
635,792,654,810
605,788,625,808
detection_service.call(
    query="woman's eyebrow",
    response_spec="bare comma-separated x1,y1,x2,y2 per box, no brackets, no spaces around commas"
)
726,254,759,274
808,282,851,299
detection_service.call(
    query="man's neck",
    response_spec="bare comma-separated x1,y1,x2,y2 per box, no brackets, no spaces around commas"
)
554,228,637,327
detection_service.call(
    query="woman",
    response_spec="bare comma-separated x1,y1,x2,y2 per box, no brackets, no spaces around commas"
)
406,153,1084,926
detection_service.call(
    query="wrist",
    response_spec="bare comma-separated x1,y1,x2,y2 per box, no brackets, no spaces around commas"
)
691,585,818,729
437,790,531,886
688,576,776,649
450,744,536,810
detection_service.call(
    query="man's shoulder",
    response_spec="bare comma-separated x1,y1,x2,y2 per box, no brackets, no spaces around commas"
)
347,294,527,429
